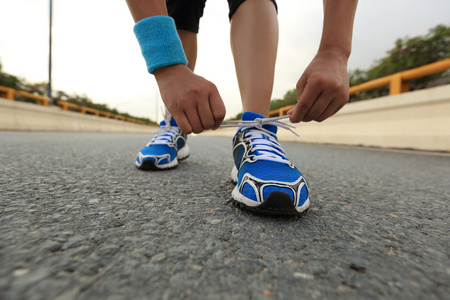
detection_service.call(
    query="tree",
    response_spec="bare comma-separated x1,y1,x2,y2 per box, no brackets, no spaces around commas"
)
0,59,22,90
349,24,450,101
269,89,297,111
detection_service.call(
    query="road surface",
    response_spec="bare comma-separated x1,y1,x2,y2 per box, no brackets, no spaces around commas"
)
0,132,449,299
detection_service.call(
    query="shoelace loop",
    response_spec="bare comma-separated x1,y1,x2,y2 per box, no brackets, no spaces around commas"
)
147,111,179,146
221,115,298,166
221,115,299,137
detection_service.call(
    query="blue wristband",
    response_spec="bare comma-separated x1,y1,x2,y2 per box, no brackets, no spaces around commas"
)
133,16,188,74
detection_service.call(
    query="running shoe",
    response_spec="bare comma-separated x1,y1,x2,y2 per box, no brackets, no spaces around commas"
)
222,112,310,215
135,113,189,170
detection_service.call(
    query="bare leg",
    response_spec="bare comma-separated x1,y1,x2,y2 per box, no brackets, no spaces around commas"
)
178,29,198,71
230,0,278,117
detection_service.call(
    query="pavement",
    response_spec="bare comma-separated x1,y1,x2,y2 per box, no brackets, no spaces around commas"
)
0,131,449,300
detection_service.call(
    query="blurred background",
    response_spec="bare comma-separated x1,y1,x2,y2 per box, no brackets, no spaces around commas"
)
0,0,449,123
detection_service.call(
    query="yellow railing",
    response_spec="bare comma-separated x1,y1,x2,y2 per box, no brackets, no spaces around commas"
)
0,86,152,126
56,100,142,123
269,59,450,117
0,86,51,106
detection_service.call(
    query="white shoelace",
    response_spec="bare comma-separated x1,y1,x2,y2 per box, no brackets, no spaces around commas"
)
148,112,298,164
147,111,179,146
221,115,298,165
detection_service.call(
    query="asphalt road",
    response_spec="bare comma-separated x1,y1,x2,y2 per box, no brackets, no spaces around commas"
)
0,132,449,300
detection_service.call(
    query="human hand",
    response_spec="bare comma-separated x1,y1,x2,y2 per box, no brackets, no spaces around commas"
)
154,65,226,134
288,50,350,123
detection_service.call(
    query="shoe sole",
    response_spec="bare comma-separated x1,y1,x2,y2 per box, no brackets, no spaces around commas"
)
230,166,310,216
137,156,188,171
136,145,190,171
231,185,310,216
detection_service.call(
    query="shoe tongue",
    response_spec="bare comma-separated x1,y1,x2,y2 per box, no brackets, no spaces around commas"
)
160,118,178,127
241,112,277,134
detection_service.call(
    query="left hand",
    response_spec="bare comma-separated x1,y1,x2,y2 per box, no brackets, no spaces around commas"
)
288,50,350,123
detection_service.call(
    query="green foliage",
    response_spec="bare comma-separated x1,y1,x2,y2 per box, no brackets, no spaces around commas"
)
228,112,243,121
269,89,297,111
0,72,21,90
0,60,48,104
349,24,450,101
0,59,22,90
269,25,450,110
369,25,450,79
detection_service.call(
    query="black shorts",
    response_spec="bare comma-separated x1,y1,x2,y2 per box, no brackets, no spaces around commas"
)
166,0,278,33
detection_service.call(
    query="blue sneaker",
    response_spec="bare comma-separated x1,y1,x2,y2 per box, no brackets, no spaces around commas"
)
223,112,310,215
135,114,189,170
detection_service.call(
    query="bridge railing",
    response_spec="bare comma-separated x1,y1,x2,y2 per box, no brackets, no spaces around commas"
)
0,86,152,126
269,59,450,117
0,86,51,106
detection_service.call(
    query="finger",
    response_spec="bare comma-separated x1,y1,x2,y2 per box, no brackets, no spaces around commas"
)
302,91,334,122
209,88,226,130
197,99,216,130
314,85,349,122
334,103,346,115
172,112,193,134
316,101,345,122
185,106,204,134
314,98,338,122
296,75,307,95
287,77,305,117
290,83,321,123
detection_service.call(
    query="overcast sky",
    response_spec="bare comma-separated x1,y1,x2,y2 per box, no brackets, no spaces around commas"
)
1,0,449,121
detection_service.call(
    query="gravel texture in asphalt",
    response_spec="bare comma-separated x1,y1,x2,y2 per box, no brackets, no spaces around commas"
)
0,132,449,300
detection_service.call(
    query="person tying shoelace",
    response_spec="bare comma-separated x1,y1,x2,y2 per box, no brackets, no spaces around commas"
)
126,0,358,216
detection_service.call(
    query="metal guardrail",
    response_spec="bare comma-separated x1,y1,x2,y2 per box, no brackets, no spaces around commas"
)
3,59,449,121
0,86,152,126
0,86,51,106
55,100,140,123
269,59,450,117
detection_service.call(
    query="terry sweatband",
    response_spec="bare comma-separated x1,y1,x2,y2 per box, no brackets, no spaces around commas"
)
133,16,188,74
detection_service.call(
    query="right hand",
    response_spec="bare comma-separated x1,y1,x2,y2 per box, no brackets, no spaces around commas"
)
288,50,349,123
154,64,226,134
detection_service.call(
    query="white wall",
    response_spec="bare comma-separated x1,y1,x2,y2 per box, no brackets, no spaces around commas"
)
0,98,156,133
207,84,450,152
2,84,449,151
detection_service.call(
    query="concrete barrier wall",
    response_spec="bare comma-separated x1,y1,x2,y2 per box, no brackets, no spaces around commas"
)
207,84,450,152
2,84,449,151
0,98,156,133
